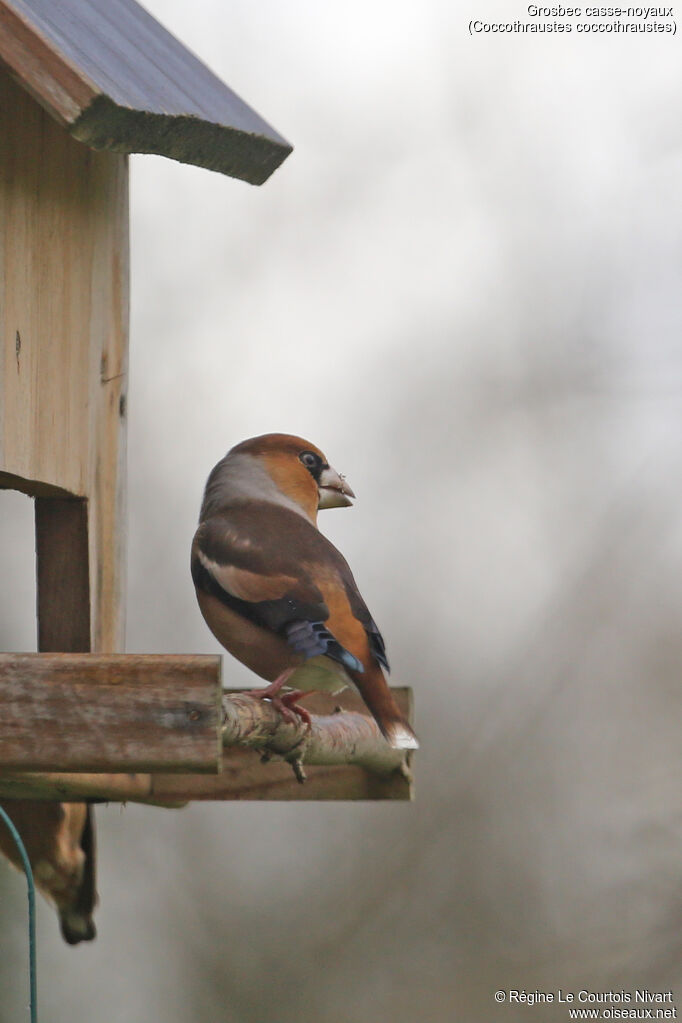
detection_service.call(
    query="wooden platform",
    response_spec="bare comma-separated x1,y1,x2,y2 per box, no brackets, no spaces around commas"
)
0,655,414,800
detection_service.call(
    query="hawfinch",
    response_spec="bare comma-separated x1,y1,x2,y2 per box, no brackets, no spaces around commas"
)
191,433,418,750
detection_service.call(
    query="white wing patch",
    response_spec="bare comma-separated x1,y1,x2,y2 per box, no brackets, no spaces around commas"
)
197,548,296,603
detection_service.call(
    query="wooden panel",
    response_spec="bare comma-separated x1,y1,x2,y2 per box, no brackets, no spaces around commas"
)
0,0,292,183
0,653,222,772
0,759,412,802
0,66,91,495
0,67,128,650
86,137,128,653
150,751,412,802
35,498,90,653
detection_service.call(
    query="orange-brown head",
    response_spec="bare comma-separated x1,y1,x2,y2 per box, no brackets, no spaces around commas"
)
203,433,355,524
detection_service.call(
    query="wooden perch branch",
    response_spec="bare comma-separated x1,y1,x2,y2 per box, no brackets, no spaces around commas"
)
221,691,411,778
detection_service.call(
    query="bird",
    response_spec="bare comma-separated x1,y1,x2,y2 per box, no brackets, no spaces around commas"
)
0,800,96,944
191,433,418,750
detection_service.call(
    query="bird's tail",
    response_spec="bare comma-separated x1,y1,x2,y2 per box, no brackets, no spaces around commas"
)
352,665,419,750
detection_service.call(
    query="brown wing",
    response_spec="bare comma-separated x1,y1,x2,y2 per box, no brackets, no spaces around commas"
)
192,500,414,748
192,505,328,630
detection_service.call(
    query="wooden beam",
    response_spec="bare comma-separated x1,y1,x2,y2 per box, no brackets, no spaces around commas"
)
0,757,412,803
0,653,222,772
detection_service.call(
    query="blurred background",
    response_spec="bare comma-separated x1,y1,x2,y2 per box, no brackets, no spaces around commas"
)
2,1,682,1020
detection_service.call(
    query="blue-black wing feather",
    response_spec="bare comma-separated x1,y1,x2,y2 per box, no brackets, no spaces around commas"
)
285,620,364,673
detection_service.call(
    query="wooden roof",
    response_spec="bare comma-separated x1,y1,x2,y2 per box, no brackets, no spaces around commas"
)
0,0,292,184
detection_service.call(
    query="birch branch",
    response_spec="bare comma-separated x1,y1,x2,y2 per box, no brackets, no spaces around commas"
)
221,692,412,781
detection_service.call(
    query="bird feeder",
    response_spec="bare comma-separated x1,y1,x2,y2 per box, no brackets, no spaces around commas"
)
0,0,414,892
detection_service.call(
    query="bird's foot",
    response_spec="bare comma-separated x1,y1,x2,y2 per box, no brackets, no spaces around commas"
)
243,672,312,730
243,668,296,704
273,689,313,729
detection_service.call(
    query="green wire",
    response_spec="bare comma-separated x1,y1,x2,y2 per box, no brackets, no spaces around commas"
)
0,805,37,1023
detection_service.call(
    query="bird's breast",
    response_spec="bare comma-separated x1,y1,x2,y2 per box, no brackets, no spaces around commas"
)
196,588,353,694
196,589,297,682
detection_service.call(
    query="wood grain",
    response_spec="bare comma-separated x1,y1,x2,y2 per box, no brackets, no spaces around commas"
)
0,66,128,651
0,653,222,772
0,0,292,183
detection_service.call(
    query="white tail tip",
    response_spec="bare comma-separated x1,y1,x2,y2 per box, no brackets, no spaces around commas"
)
385,722,419,750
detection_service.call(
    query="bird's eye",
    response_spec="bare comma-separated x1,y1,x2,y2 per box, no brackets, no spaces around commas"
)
299,451,320,470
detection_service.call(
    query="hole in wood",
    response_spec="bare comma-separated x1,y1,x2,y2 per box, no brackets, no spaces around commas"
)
0,490,36,652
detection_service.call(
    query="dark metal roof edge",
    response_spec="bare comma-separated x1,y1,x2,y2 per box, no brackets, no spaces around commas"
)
0,0,293,183
72,94,293,184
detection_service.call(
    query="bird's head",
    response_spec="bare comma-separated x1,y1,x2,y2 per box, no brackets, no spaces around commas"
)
216,433,355,524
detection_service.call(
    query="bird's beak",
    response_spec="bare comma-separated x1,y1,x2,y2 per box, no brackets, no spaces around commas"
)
318,465,355,509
